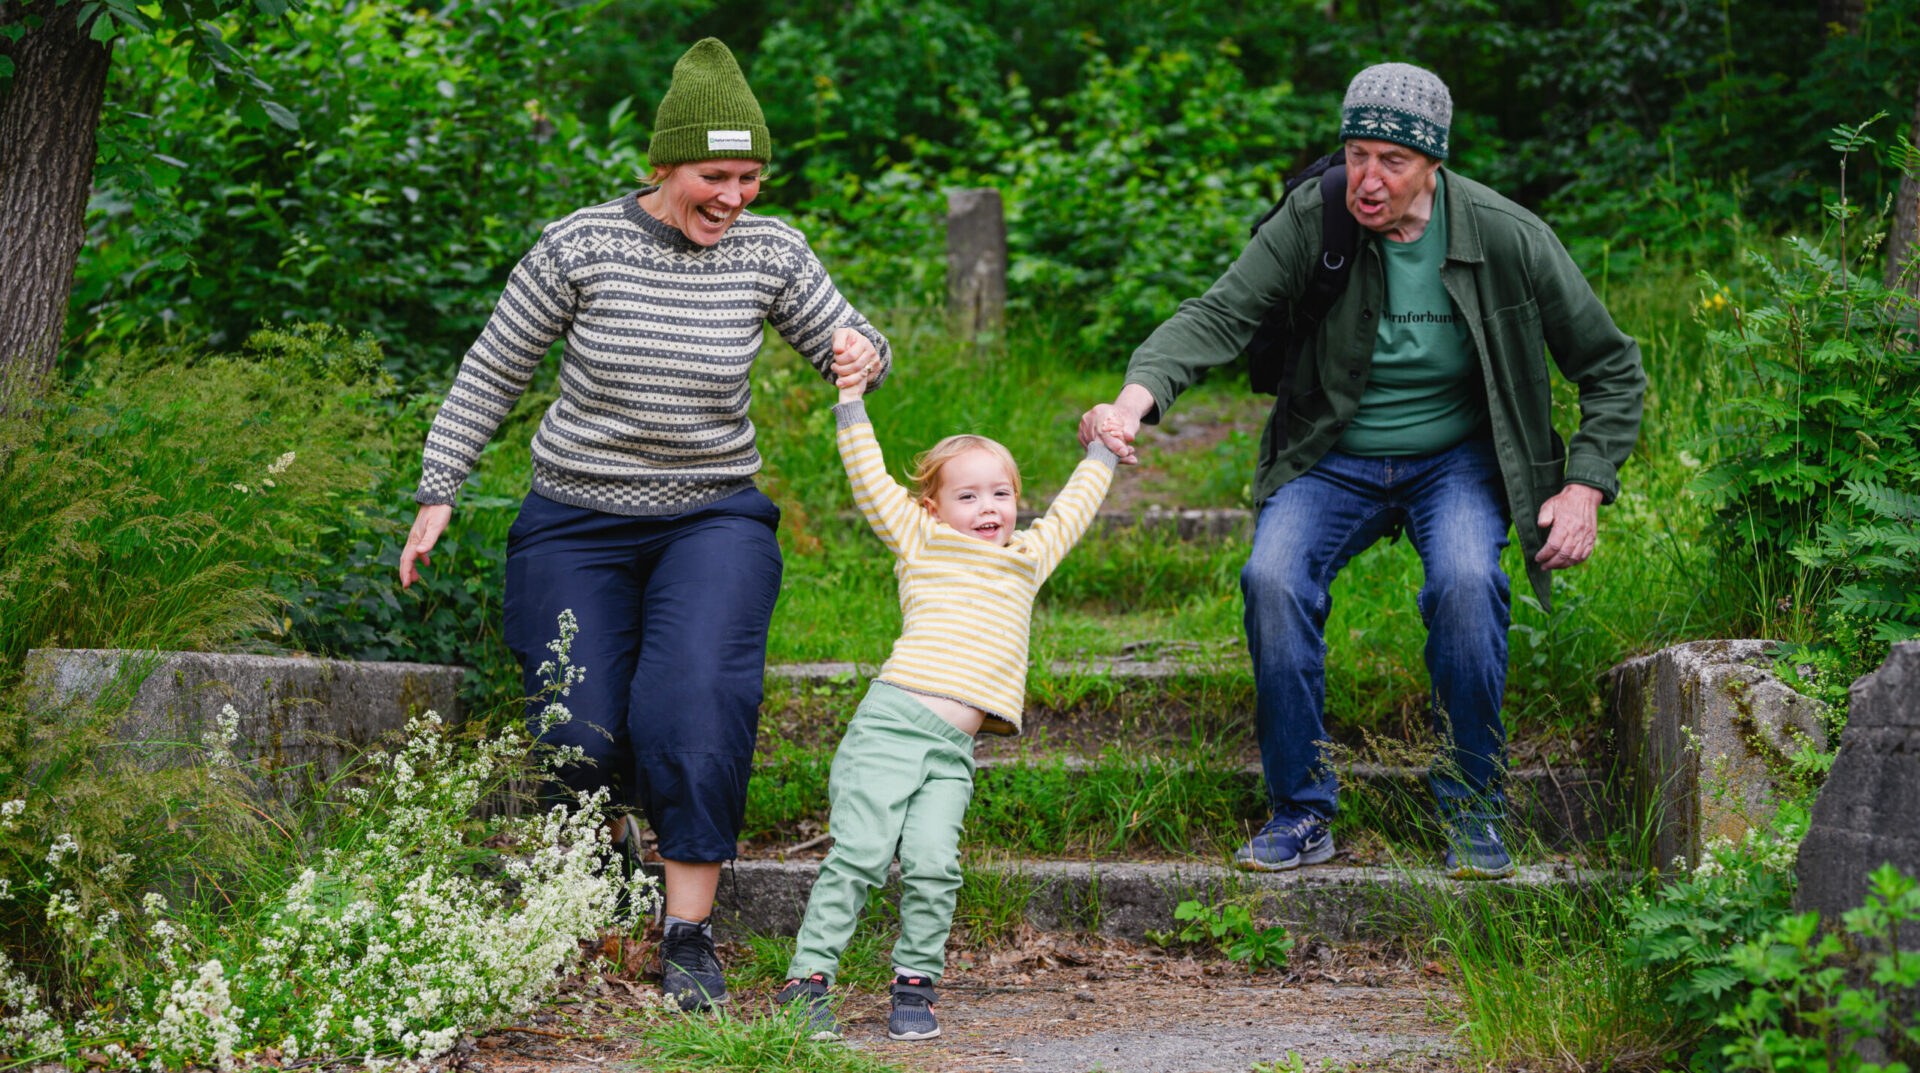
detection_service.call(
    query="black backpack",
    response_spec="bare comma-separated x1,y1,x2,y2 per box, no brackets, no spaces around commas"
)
1244,150,1360,443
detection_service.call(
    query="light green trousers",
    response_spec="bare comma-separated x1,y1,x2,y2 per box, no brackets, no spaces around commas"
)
787,681,976,984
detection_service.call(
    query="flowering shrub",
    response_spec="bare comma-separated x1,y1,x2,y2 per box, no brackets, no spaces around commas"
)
0,614,653,1069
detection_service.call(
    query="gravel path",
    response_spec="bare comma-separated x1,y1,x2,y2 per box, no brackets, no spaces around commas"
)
453,933,1461,1073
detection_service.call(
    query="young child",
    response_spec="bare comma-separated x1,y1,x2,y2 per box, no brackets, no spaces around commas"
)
774,371,1120,1041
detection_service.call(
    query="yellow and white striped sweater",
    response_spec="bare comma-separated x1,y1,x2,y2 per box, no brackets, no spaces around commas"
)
833,400,1117,735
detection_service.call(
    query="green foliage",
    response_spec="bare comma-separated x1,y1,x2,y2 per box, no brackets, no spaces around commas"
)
1621,803,1810,1069
0,335,391,674
1714,865,1920,1073
1150,898,1294,971
1692,120,1920,676
78,0,639,377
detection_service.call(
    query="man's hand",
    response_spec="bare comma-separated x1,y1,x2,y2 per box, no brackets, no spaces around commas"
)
1534,484,1603,570
399,503,454,588
1077,383,1157,465
829,328,881,392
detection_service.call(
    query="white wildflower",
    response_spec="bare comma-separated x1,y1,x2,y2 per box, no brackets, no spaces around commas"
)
0,949,65,1059
45,832,78,866
203,704,243,771
0,798,23,831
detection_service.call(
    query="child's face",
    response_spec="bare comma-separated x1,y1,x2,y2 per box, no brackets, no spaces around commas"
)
923,448,1017,546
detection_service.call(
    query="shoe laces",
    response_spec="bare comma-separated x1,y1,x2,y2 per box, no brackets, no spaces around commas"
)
1259,812,1319,838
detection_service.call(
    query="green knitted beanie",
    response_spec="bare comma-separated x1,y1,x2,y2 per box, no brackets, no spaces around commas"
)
648,38,771,168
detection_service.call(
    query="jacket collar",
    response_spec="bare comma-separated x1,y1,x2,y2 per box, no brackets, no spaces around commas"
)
1438,167,1485,264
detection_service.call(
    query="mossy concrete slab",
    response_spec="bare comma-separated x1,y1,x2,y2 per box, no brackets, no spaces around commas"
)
1609,639,1830,873
664,857,1615,944
23,647,463,803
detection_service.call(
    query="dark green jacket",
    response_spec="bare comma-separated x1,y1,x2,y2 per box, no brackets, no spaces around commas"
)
1124,169,1646,609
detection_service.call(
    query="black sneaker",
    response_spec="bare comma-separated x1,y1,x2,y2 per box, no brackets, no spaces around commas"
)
775,973,839,1041
888,974,940,1041
659,920,728,1011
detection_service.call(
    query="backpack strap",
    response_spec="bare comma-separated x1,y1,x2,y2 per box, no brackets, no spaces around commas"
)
1263,165,1358,448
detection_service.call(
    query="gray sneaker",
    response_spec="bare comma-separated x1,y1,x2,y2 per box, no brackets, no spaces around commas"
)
775,973,839,1041
660,921,728,1011
887,974,940,1041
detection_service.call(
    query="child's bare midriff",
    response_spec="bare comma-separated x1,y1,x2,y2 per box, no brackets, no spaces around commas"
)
907,691,987,737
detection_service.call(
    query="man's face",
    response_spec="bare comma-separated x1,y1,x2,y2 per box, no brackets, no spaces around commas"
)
1344,139,1443,237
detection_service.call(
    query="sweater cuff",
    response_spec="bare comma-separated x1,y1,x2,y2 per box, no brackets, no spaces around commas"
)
413,466,463,506
833,400,869,429
1084,441,1119,469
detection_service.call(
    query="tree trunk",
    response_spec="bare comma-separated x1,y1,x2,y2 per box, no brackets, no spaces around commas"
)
1886,79,1920,302
0,0,112,402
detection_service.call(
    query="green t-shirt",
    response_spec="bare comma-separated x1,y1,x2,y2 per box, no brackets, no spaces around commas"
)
1336,173,1487,457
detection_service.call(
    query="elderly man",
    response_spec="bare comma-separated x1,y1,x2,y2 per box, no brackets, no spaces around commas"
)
1079,63,1645,878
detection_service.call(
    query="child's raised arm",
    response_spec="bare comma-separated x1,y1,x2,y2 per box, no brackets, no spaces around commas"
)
833,396,930,559
1021,421,1122,579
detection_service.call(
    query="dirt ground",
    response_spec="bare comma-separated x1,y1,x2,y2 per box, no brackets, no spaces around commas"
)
447,930,1460,1073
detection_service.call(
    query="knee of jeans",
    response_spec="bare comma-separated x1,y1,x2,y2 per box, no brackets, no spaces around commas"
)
1420,556,1510,620
1240,555,1315,610
897,847,962,887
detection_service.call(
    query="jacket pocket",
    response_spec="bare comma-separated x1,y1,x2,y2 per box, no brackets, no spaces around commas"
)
1487,299,1549,387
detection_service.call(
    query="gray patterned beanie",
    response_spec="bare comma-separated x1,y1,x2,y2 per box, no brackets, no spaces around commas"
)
1338,63,1451,160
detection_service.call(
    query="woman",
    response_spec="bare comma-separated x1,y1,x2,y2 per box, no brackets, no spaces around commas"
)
397,38,888,1011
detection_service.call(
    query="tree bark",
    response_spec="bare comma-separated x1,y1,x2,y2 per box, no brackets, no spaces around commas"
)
0,0,112,402
1886,78,1920,301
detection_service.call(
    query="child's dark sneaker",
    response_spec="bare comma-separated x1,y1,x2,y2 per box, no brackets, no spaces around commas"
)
1443,815,1516,880
887,974,940,1041
660,920,728,1011
1233,810,1335,872
775,973,839,1040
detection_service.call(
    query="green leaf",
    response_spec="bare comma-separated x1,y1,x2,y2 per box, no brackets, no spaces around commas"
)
260,99,300,131
88,10,116,41
255,0,291,15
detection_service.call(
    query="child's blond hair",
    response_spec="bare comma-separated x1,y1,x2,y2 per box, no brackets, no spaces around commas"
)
910,435,1022,504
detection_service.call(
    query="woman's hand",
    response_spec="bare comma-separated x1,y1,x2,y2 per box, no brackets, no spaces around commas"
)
399,503,454,589
830,328,882,392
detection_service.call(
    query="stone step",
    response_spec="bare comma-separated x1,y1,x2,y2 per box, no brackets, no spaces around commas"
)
750,744,1613,850
671,857,1617,944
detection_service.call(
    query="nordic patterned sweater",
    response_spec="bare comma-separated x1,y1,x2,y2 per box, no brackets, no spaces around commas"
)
833,400,1118,736
413,190,892,516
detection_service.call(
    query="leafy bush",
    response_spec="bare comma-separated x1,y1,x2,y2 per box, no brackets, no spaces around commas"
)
1691,118,1920,679
1621,803,1810,1069
1714,864,1920,1073
80,0,641,380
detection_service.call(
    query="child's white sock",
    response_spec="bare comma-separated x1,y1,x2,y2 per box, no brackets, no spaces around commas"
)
666,914,711,935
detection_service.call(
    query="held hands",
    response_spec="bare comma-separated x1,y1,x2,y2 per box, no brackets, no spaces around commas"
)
1534,484,1603,570
830,327,881,403
399,503,454,588
1076,384,1155,465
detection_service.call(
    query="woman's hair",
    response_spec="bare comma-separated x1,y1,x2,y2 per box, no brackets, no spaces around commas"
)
910,435,1022,503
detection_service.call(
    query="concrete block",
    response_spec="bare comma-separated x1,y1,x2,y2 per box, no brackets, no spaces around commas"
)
23,648,463,803
1609,639,1831,873
1796,640,1920,943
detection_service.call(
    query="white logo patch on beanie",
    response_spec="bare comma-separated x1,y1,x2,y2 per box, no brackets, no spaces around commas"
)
707,130,752,151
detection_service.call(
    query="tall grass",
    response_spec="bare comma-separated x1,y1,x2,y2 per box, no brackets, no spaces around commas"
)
0,339,393,675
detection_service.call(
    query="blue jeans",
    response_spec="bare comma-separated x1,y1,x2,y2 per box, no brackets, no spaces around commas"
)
503,487,783,862
1240,438,1512,821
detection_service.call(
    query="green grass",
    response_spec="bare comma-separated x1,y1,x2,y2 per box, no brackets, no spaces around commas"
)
638,1002,908,1073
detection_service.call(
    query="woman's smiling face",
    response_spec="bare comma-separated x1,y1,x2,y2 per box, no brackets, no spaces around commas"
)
650,159,762,245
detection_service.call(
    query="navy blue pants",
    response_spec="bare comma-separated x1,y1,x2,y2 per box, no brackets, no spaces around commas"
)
503,487,783,862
